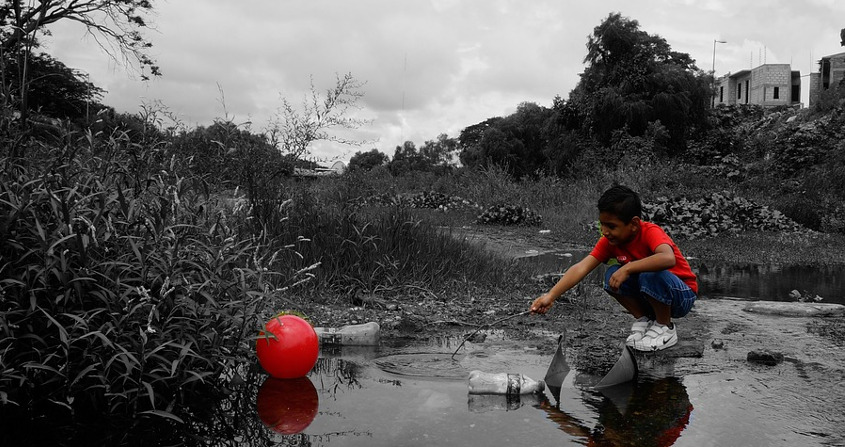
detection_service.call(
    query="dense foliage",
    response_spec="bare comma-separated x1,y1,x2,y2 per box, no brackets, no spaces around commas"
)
454,14,712,178
0,113,526,446
0,52,103,120
644,192,804,239
348,148,389,171
571,13,711,150
476,204,543,227
0,127,297,428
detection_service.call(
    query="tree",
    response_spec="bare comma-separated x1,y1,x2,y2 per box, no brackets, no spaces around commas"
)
1,51,103,120
457,102,553,177
267,72,371,161
348,148,388,172
0,1,158,120
0,1,158,74
418,133,457,171
388,141,423,175
573,13,711,151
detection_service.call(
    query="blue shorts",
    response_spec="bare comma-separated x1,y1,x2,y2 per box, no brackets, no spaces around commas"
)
603,265,696,318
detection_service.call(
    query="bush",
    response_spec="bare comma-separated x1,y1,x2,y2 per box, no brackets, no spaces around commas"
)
477,204,542,227
0,130,290,425
644,191,805,239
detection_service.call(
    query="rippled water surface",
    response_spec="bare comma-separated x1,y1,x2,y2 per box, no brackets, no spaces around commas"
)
251,331,844,447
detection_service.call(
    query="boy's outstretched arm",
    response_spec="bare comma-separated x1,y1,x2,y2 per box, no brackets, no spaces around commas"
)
530,255,601,314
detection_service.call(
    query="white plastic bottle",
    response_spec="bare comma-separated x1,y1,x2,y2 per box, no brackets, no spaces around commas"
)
314,322,380,346
467,370,545,395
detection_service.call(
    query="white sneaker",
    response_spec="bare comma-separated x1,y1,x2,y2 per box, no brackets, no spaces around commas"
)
633,322,677,351
625,316,653,347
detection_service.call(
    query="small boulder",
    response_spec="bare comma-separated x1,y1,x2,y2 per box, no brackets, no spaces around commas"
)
711,339,725,350
743,301,845,317
747,349,784,366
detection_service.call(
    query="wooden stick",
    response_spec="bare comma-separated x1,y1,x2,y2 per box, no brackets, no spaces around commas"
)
450,310,531,359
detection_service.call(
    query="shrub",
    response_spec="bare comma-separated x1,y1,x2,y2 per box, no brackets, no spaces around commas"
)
0,130,290,425
477,204,542,227
644,191,805,239
267,192,524,295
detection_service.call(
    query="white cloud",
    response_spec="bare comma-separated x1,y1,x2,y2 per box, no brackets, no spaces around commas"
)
41,1,845,162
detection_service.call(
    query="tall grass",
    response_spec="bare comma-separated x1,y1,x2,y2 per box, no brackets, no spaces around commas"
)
0,126,295,433
255,183,531,297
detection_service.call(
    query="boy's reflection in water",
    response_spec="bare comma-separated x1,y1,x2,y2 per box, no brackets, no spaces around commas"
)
541,377,693,447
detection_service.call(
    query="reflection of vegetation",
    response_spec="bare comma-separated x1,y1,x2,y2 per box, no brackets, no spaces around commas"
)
312,358,363,398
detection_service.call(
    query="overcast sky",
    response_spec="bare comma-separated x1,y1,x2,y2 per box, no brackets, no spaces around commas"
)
45,0,845,163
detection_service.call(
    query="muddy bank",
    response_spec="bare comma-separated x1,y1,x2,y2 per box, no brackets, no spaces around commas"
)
307,224,845,370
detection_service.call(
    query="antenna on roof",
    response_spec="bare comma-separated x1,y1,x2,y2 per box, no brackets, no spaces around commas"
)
401,52,407,143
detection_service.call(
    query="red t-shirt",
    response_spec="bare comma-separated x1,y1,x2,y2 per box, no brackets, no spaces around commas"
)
589,221,698,293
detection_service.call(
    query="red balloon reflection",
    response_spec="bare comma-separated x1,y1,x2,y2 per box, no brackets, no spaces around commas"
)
256,376,319,434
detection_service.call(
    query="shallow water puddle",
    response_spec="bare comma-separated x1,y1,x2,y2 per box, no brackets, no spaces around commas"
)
254,332,845,446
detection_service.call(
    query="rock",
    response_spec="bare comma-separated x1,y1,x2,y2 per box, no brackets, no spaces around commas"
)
747,349,784,366
743,301,845,317
711,339,724,350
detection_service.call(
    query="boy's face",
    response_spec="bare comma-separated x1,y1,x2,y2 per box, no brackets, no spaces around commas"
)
599,212,640,246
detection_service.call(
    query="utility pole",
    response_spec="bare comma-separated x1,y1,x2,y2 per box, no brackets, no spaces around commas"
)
712,39,727,107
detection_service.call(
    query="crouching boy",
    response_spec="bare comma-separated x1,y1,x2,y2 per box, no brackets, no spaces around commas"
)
530,185,697,351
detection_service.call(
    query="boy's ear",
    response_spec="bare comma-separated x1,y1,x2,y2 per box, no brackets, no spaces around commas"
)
630,216,642,229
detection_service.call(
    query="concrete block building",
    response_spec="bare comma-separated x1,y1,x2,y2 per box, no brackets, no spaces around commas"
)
714,64,801,108
809,51,845,107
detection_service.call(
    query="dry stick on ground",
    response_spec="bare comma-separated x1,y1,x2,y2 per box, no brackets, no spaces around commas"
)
429,319,481,327
450,310,532,359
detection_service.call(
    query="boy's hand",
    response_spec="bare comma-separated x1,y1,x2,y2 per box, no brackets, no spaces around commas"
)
607,265,631,291
530,293,556,314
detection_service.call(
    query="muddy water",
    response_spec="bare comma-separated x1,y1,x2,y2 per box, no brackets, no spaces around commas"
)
516,250,845,305
252,325,845,446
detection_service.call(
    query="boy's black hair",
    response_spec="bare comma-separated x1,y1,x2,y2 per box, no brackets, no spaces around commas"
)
598,185,642,223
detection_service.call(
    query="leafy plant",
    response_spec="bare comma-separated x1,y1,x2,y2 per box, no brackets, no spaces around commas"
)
477,204,542,227
0,126,297,428
644,191,805,239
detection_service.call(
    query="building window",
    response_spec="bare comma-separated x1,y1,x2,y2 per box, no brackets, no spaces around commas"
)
774,87,779,99
720,86,724,102
738,83,742,99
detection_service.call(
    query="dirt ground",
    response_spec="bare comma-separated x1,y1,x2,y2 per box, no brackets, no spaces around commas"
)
302,224,845,376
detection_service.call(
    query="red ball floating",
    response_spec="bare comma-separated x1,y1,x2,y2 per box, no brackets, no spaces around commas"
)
256,314,319,379
256,376,319,434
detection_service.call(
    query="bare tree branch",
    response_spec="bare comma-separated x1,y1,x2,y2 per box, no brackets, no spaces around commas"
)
0,0,159,78
267,72,374,161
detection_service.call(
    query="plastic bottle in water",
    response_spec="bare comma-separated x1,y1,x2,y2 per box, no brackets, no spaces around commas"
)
314,322,380,346
467,370,545,395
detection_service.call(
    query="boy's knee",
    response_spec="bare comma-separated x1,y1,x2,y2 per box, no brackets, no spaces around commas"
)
639,270,669,282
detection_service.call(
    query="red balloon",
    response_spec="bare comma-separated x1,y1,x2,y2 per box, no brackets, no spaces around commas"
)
256,376,319,434
256,314,319,378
